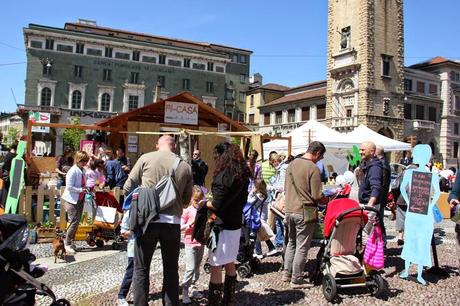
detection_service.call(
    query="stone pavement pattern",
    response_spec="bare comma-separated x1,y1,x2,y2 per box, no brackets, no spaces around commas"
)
31,218,460,305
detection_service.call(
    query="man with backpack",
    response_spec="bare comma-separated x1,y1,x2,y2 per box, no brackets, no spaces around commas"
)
376,145,391,240
123,135,193,306
105,148,128,189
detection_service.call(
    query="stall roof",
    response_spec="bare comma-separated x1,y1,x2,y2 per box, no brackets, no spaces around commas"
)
96,92,249,132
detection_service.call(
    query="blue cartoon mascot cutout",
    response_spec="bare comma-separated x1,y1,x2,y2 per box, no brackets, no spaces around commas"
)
399,144,440,285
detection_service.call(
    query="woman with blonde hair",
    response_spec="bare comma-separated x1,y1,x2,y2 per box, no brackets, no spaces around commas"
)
61,150,89,254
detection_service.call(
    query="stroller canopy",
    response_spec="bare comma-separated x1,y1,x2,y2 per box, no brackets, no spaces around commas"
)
324,198,368,237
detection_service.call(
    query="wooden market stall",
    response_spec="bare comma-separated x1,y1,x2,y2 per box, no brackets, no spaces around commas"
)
95,92,256,188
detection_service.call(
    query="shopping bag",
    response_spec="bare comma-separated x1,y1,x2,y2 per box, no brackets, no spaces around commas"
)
95,206,119,225
257,220,274,241
363,224,385,269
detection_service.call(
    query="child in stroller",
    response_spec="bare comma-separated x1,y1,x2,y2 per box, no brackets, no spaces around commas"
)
314,198,386,302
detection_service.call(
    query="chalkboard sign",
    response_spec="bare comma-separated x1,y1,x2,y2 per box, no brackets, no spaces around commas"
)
409,171,432,215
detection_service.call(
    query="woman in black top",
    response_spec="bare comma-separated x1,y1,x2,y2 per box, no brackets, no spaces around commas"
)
206,142,250,305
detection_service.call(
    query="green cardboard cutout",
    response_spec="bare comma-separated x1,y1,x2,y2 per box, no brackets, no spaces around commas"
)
347,145,361,167
5,141,26,214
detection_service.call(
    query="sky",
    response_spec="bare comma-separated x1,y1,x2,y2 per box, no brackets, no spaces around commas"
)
1,0,459,113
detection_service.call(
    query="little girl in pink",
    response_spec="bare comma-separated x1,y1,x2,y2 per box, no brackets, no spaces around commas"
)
180,186,205,304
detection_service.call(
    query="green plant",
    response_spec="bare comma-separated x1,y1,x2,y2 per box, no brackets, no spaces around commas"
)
63,117,86,151
231,137,241,146
5,126,21,146
40,221,55,228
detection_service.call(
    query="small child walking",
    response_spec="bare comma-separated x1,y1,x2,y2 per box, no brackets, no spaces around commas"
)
181,186,206,304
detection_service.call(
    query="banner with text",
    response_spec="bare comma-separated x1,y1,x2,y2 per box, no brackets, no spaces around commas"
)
29,112,50,133
164,101,198,125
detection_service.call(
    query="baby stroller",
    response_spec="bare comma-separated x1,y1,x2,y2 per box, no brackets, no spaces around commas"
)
85,190,123,249
0,214,70,305
235,198,265,278
314,198,386,302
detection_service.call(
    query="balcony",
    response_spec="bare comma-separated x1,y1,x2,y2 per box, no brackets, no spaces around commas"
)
331,116,358,129
412,119,437,131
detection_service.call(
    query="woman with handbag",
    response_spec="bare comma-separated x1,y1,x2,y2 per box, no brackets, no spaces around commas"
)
61,151,89,254
206,143,250,305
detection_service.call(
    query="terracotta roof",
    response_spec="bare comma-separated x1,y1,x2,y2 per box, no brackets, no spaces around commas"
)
410,56,460,69
259,83,290,91
264,87,326,106
288,80,327,91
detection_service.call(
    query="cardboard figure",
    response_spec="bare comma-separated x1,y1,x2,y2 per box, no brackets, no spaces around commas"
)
5,141,27,214
399,144,440,285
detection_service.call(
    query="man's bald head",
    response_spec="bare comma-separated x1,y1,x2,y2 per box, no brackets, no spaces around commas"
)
156,135,176,151
360,141,376,161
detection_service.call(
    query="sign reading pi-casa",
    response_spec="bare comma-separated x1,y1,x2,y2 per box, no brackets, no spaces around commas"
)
164,101,198,125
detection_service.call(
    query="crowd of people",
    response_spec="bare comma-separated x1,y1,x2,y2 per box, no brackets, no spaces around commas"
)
1,133,459,305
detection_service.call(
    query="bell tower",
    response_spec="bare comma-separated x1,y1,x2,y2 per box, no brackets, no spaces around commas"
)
326,0,405,140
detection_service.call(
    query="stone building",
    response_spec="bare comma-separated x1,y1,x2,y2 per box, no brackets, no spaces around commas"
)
22,20,251,154
326,0,405,143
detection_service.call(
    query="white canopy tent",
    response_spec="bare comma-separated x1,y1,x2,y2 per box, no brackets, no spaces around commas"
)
345,125,411,152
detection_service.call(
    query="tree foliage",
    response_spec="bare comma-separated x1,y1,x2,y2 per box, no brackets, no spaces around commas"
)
5,126,21,145
63,117,85,151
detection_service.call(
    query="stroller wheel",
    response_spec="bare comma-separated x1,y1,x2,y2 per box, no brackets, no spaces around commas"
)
86,237,96,247
112,242,120,250
96,239,104,248
368,272,385,297
322,273,337,302
50,298,71,306
237,264,251,279
203,263,211,274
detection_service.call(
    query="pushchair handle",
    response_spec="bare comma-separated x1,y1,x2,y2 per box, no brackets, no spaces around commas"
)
335,205,379,223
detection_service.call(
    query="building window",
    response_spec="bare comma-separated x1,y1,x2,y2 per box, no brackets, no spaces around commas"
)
456,96,460,110
454,123,459,135
76,43,84,54
30,41,43,48
157,75,165,88
382,54,391,77
128,95,139,111
101,93,111,112
142,56,156,63
340,26,351,49
226,112,233,119
264,113,270,125
240,55,247,64
159,54,166,65
275,111,282,124
240,74,246,84
415,105,424,120
87,48,102,56
288,109,296,123
74,65,83,78
346,108,353,118
249,114,255,124
184,58,191,68
250,95,254,107
206,82,214,93
71,90,82,109
428,107,437,122
232,54,238,63
207,62,214,71
404,79,412,91
103,69,112,82
239,92,245,102
130,72,139,84
105,47,113,58
41,87,51,106
454,142,459,158
45,39,54,50
317,104,326,119
238,113,244,122
182,79,190,90
451,71,460,82
404,103,412,119
416,81,425,94
168,59,181,67
132,51,140,61
429,84,438,95
115,52,130,60
302,107,310,121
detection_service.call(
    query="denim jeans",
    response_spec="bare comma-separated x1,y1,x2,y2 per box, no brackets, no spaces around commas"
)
255,238,275,255
275,216,285,248
118,257,134,299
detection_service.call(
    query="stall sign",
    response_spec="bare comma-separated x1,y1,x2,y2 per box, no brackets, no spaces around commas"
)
29,112,50,133
80,140,95,156
164,101,198,125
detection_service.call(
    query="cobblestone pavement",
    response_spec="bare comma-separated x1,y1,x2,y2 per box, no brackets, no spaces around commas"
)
33,217,460,305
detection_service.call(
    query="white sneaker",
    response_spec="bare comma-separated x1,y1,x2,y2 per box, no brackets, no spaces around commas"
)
182,287,191,304
266,249,279,257
254,253,263,260
65,245,76,255
117,298,129,306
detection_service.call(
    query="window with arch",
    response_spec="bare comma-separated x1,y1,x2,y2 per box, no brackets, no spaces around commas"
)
101,93,111,112
41,87,51,106
71,90,82,109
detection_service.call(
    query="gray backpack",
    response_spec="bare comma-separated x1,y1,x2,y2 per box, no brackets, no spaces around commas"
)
156,157,181,211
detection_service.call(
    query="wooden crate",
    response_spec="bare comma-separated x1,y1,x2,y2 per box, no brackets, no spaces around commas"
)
36,227,56,243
